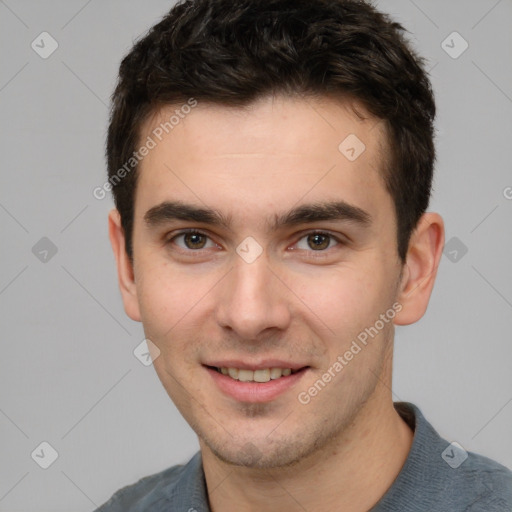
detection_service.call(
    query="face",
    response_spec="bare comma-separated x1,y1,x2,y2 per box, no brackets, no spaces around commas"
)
120,95,407,469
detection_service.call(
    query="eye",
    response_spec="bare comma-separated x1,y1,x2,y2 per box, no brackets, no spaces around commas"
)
294,231,343,252
167,229,218,251
165,229,345,257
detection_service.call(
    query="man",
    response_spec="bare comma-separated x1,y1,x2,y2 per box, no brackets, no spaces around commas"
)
97,0,512,510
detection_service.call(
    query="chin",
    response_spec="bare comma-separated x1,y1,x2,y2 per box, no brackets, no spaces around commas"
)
204,434,319,470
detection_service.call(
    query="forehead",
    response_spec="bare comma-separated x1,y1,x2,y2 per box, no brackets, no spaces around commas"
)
142,94,387,159
134,95,392,226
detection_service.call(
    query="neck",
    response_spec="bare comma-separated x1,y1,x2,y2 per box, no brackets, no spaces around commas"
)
200,389,414,512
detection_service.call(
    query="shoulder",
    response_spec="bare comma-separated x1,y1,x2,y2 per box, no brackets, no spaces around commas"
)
94,453,200,511
383,402,512,511
446,450,512,510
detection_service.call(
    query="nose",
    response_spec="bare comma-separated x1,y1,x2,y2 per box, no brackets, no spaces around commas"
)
214,250,292,341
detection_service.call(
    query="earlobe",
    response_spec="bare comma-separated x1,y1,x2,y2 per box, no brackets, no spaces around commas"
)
394,212,445,326
108,208,142,322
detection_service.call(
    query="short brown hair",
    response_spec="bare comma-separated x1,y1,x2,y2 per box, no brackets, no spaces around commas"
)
106,0,436,263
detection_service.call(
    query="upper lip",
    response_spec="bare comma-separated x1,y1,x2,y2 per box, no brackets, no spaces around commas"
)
204,360,309,371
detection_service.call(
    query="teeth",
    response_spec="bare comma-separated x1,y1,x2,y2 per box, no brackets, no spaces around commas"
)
270,368,285,379
254,369,270,382
218,367,298,382
238,369,254,382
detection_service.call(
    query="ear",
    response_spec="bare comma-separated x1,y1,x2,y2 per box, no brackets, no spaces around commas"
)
108,208,142,322
394,212,444,325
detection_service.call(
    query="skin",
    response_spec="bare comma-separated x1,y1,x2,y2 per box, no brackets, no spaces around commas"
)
109,94,444,511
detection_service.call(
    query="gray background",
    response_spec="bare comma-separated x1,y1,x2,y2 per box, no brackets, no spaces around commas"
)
1,0,511,510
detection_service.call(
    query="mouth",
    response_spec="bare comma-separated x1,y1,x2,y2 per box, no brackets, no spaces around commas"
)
203,364,310,402
207,365,305,382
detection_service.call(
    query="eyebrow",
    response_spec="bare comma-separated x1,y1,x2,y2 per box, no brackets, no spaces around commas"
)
143,199,372,231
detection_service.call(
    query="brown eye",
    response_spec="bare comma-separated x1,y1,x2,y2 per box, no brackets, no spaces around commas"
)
183,232,207,249
168,230,216,251
307,233,330,250
295,231,340,252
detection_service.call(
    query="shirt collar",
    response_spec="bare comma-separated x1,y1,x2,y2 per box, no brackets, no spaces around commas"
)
162,402,444,511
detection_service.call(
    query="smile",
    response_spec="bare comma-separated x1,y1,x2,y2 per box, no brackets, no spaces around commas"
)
213,366,302,382
204,365,310,402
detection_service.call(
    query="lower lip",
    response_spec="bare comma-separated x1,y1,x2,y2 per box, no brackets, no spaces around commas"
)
205,366,309,403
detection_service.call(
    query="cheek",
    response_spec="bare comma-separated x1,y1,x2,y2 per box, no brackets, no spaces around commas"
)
138,281,174,336
136,260,226,371
137,260,205,331
136,272,194,363
291,266,385,337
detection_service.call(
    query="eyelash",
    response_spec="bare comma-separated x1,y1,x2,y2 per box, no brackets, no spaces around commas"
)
165,229,345,258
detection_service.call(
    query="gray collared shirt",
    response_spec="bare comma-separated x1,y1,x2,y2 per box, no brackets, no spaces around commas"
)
94,402,512,511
